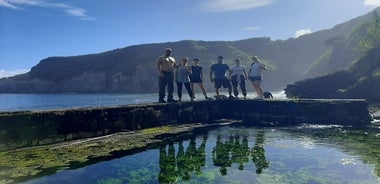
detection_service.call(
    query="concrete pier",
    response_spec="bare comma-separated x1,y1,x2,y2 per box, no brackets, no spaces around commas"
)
0,99,371,151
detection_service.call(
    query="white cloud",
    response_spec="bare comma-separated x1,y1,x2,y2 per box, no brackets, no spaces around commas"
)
0,0,21,9
295,29,312,38
0,0,96,21
364,0,380,7
243,26,261,31
0,69,29,79
201,0,274,12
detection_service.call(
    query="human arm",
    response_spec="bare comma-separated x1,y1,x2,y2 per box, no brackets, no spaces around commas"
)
186,65,192,74
200,67,204,81
156,57,164,77
243,67,248,80
260,63,267,70
209,70,214,83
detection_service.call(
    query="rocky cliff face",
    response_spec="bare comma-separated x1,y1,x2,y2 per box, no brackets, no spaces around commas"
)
285,46,380,102
0,61,158,93
1,7,379,94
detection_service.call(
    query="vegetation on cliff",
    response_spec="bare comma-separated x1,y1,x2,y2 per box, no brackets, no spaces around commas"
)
0,8,379,94
285,16,380,102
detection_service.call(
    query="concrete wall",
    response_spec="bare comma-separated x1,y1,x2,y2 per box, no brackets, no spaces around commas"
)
0,99,371,151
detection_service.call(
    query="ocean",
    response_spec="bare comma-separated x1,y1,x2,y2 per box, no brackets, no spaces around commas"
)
0,91,286,112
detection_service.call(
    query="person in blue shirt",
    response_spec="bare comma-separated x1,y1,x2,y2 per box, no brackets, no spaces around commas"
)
209,56,233,99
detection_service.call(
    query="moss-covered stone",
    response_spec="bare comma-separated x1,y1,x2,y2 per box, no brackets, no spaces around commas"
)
0,99,371,151
0,121,237,183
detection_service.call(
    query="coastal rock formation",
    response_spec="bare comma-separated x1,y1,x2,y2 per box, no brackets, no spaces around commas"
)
1,7,380,93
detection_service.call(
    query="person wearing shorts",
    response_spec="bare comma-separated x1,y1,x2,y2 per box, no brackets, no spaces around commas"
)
248,56,267,99
209,56,233,98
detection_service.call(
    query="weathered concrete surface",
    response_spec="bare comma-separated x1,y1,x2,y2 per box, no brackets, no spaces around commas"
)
0,121,238,184
0,99,371,151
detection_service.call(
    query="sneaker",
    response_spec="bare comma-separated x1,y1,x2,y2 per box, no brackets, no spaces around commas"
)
229,95,236,100
167,99,178,102
158,99,166,103
254,96,263,100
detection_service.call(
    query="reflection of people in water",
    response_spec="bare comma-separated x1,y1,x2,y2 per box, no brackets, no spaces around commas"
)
212,135,233,175
177,136,207,180
158,143,177,183
190,135,207,175
231,136,250,170
251,130,270,174
212,134,252,175
158,136,208,183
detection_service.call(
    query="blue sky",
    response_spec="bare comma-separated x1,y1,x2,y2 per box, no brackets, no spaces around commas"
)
1,0,380,78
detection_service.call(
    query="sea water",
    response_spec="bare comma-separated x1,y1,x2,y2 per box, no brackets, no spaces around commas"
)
0,91,286,112
1,92,379,183
21,125,380,184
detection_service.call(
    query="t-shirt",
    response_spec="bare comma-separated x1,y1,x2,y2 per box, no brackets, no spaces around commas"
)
230,65,246,76
249,62,265,77
211,63,229,79
176,65,191,83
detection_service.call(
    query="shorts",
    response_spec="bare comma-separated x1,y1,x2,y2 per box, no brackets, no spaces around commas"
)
214,78,231,88
249,76,262,81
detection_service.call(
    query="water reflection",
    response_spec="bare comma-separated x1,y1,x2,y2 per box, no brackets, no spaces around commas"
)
251,130,270,174
159,129,271,182
159,136,207,183
18,125,380,184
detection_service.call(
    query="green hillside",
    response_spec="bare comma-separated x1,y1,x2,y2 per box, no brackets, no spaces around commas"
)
1,7,379,94
285,17,380,102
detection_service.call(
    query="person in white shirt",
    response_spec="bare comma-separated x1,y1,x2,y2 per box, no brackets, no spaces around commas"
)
230,58,248,98
248,56,267,99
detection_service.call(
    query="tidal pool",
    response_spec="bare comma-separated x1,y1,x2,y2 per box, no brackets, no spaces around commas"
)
22,124,380,184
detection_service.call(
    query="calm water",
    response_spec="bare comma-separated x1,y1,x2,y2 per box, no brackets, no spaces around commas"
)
22,125,380,184
0,92,286,112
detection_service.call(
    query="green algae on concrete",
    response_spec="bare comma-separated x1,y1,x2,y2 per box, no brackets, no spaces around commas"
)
0,121,238,184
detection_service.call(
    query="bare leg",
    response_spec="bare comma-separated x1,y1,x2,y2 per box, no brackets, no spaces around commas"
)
198,83,208,98
252,81,263,97
190,83,195,98
215,88,220,96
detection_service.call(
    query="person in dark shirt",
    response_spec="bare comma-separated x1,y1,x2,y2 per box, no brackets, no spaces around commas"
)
189,58,210,100
209,56,233,99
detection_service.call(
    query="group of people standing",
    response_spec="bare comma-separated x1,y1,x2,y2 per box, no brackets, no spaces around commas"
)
156,48,267,103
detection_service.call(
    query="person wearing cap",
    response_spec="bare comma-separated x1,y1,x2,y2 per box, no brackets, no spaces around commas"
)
209,56,233,99
248,56,267,99
189,58,210,100
230,58,248,98
156,48,177,103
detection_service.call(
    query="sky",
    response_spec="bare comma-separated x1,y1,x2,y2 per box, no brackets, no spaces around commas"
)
1,0,380,78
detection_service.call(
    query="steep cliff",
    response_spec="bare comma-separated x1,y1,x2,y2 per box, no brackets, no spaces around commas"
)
285,45,380,102
1,7,379,93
